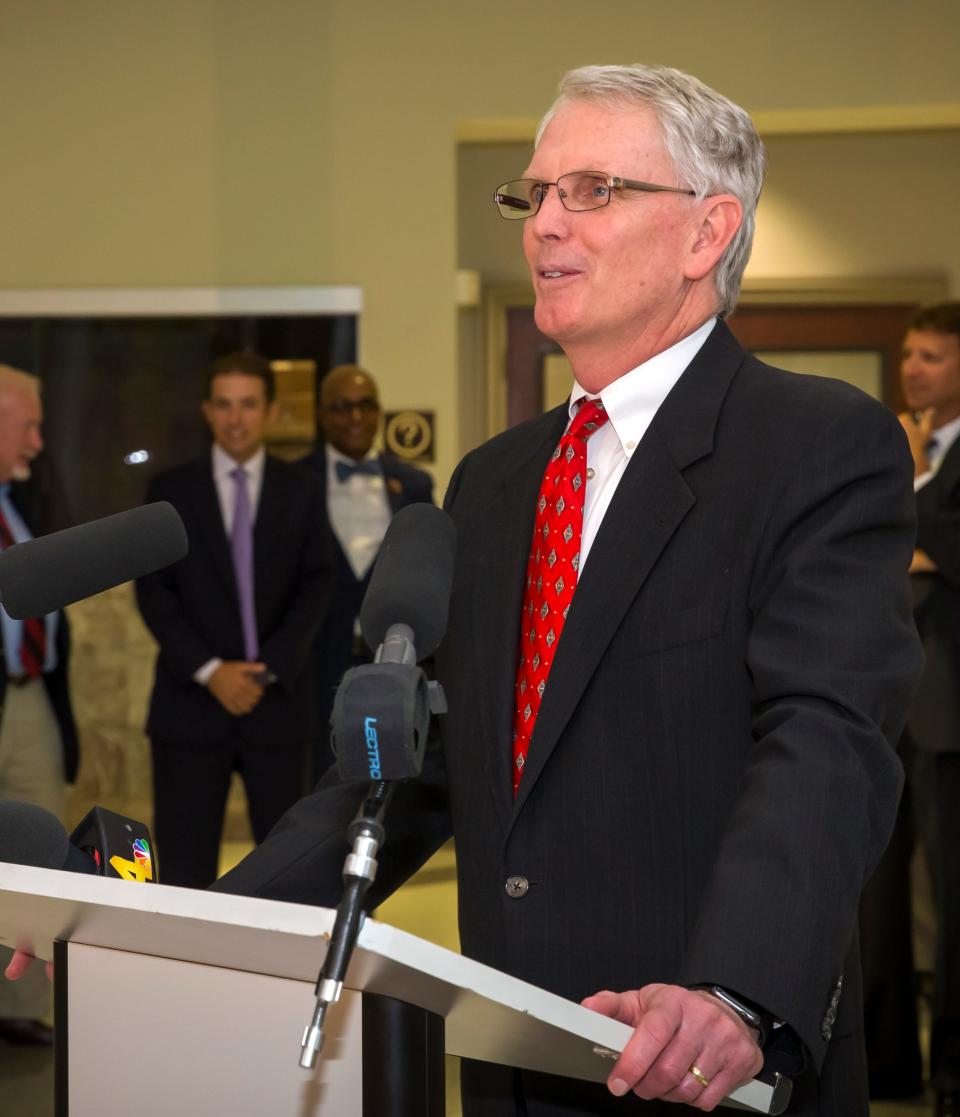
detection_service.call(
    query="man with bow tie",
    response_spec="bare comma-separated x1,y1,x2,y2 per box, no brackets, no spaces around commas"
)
135,351,334,889
299,364,433,782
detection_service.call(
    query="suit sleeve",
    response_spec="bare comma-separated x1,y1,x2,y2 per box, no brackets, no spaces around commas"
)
135,475,219,684
677,396,922,1070
915,468,960,587
258,471,336,689
211,725,453,904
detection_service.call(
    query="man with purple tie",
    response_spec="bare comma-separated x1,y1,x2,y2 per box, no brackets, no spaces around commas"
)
135,352,334,889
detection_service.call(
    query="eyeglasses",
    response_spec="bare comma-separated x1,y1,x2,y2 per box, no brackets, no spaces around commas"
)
493,171,695,220
325,397,379,416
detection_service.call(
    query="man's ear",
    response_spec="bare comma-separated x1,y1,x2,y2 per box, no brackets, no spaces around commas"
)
683,195,743,282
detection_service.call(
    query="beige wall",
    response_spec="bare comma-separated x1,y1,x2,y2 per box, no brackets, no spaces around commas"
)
2,0,960,488
460,131,960,289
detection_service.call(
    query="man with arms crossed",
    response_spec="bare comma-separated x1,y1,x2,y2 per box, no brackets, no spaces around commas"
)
862,303,960,1117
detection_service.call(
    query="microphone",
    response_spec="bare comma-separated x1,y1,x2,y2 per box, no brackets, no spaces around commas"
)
0,502,188,620
359,503,456,662
301,505,456,1069
0,801,157,882
332,505,456,782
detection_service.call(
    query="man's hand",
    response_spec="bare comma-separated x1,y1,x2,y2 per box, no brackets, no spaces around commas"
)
5,948,53,983
910,548,938,574
898,408,935,476
582,984,763,1111
207,661,267,716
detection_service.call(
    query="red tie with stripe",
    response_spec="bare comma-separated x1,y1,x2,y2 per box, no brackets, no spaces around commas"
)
0,506,47,678
511,399,609,795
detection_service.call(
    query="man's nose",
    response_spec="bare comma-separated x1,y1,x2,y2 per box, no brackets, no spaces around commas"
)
529,184,569,234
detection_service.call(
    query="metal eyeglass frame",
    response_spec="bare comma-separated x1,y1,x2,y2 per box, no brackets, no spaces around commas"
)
493,171,695,219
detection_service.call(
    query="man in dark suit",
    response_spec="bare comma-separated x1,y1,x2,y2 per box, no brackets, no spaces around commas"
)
862,303,960,1116
135,351,334,890
215,65,921,1115
299,364,433,781
0,364,79,1046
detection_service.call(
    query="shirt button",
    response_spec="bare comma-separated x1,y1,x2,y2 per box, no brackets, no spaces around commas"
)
586,468,595,480
505,875,529,898
625,440,636,451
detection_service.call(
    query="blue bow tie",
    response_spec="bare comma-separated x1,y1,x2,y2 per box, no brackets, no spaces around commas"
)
335,458,381,483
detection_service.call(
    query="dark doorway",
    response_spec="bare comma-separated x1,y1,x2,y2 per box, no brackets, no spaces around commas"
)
0,313,356,533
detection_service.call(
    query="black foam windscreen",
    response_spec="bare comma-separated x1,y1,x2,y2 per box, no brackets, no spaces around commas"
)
0,502,188,619
0,800,69,870
359,504,456,659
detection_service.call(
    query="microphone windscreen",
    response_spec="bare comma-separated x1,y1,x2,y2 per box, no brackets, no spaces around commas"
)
360,504,456,659
0,800,69,870
0,502,188,619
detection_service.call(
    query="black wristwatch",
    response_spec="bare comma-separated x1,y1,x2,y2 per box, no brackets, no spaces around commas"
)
692,985,776,1048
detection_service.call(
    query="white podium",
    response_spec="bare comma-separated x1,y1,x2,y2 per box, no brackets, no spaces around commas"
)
0,864,791,1115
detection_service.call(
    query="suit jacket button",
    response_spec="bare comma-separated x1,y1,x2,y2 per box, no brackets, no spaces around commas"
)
505,875,529,898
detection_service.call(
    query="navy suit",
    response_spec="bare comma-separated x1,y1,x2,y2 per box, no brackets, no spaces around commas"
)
136,454,335,887
861,433,960,1096
298,447,433,780
217,324,920,1116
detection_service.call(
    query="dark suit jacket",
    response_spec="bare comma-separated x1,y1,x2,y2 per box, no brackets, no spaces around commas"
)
135,454,335,749
0,492,79,782
299,448,434,720
214,324,922,1116
908,436,960,753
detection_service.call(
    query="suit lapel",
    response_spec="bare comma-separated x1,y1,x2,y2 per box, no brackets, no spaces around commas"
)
510,321,746,822
934,434,960,494
381,457,406,514
194,460,236,597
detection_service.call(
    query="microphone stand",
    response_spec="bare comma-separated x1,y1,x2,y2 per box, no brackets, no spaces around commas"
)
299,780,395,1069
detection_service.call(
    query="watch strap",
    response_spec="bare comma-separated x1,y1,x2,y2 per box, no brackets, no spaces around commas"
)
691,984,775,1048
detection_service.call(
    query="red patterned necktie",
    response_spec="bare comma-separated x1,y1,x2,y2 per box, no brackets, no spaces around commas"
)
511,398,609,794
0,506,46,678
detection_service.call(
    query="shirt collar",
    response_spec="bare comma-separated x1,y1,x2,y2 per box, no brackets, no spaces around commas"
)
212,443,266,481
569,317,717,456
932,414,960,458
327,444,380,469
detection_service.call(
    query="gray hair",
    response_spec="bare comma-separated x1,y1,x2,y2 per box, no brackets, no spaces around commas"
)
536,64,766,316
0,365,41,400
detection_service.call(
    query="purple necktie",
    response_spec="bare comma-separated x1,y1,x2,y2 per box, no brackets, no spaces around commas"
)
230,466,259,661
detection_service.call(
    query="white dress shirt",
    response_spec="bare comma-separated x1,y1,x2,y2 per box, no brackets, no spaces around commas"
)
326,446,392,581
568,317,717,571
211,443,265,532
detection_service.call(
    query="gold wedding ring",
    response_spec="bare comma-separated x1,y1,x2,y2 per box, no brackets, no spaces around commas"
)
689,1065,710,1089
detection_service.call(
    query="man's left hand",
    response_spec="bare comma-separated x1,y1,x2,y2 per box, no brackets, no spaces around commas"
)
5,948,53,983
582,984,763,1110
